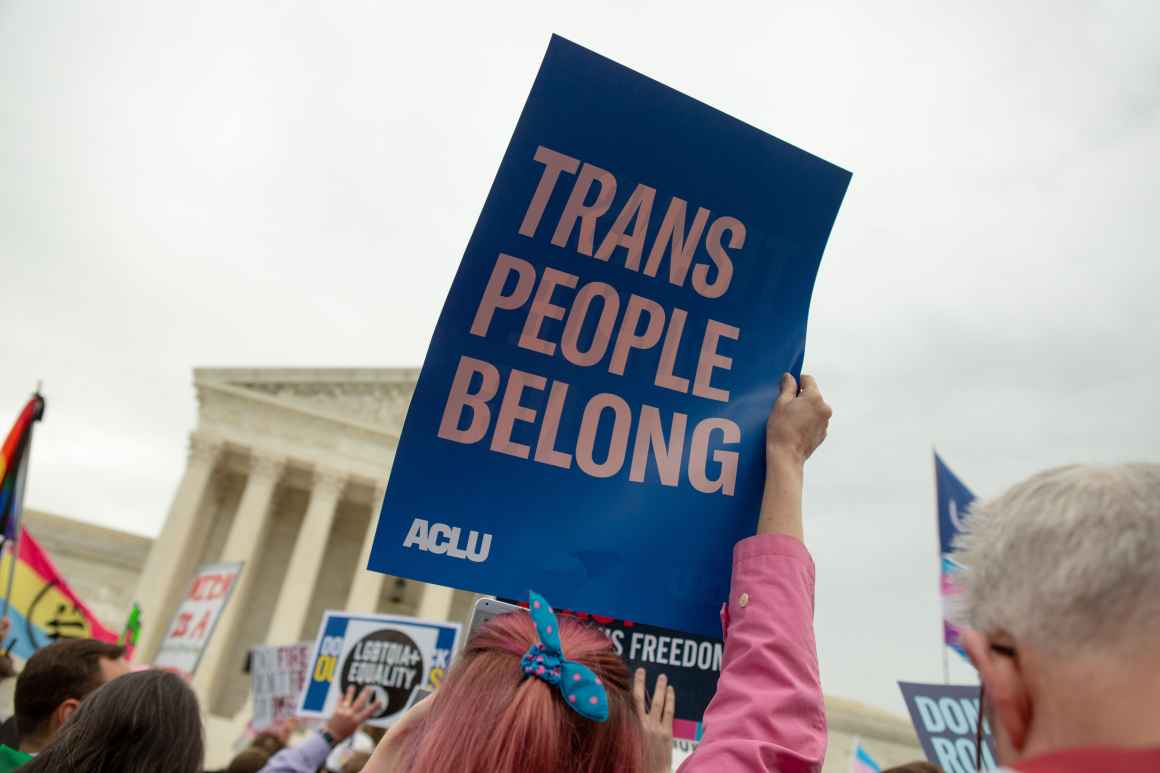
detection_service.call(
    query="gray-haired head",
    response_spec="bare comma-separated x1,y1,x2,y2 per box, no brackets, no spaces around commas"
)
951,463,1160,654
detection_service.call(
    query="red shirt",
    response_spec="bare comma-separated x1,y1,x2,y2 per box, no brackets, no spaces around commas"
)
1013,746,1160,772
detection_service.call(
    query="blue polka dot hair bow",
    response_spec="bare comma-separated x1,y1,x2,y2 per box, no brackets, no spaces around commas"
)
520,590,609,722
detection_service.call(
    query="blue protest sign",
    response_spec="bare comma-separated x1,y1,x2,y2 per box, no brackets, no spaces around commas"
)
369,35,850,635
298,611,459,728
898,682,997,771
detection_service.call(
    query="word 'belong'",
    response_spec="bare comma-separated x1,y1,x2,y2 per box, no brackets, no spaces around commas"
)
438,356,739,497
519,146,745,300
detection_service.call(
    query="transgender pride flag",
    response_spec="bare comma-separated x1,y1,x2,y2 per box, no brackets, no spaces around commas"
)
934,453,976,661
850,739,881,773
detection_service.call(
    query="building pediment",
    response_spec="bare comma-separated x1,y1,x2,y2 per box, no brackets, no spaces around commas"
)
194,368,419,436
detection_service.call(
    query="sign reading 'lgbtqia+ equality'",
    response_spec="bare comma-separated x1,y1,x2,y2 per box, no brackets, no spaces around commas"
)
370,35,851,636
299,611,460,728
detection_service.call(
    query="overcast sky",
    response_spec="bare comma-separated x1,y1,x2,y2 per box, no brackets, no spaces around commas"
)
2,0,1157,715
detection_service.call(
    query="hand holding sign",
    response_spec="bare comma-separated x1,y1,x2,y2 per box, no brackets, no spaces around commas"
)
759,374,831,541
768,374,832,465
325,686,383,744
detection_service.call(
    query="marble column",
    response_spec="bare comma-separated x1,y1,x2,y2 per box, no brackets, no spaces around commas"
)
135,433,223,663
193,453,285,711
265,469,346,644
416,583,456,621
345,481,388,613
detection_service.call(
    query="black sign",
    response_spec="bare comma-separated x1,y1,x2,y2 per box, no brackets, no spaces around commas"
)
526,603,723,733
341,628,425,718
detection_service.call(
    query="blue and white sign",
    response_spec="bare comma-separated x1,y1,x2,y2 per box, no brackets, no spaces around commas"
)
899,682,997,771
298,611,459,728
370,35,851,636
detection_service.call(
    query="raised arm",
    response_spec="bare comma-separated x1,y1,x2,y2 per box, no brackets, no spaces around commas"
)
681,373,831,773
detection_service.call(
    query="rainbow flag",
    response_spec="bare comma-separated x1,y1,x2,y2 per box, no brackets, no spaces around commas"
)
0,395,45,540
850,739,882,773
0,526,119,660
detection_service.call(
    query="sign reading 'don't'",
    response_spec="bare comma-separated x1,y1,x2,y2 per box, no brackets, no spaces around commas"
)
369,35,851,636
298,611,460,728
898,682,998,771
154,561,243,678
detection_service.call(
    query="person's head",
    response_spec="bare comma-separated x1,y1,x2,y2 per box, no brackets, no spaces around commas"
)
14,638,129,750
381,611,645,773
19,668,203,773
225,748,271,773
342,751,372,773
952,464,1160,762
883,763,942,773
248,730,287,757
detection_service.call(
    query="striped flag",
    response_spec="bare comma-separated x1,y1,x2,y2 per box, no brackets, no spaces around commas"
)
934,452,976,660
851,738,882,773
0,394,45,540
853,733,876,770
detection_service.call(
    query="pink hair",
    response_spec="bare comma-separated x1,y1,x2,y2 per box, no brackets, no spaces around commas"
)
394,612,645,773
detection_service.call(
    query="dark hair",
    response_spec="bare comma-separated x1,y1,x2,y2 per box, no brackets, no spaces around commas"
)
20,669,203,773
248,731,286,756
15,638,125,740
225,748,272,773
883,763,943,773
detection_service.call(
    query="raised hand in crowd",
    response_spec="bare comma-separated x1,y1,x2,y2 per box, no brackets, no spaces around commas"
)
256,686,381,773
679,373,830,773
758,372,832,540
326,686,382,744
635,668,676,773
268,718,297,746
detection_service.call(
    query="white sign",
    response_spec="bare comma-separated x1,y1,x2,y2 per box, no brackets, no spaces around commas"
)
298,611,460,728
672,738,699,770
154,561,243,678
251,642,311,731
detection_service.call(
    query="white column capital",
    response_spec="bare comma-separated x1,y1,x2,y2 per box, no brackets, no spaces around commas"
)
312,468,348,497
247,454,286,483
187,433,224,467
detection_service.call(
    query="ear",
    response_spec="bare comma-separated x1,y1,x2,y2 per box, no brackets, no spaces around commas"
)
53,698,81,731
961,629,1032,759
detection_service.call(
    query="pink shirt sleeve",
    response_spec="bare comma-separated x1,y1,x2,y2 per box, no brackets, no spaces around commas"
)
679,534,826,773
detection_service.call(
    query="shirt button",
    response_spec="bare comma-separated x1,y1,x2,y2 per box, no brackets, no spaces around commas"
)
738,592,749,608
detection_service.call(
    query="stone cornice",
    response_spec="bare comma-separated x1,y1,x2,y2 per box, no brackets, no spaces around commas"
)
197,380,404,442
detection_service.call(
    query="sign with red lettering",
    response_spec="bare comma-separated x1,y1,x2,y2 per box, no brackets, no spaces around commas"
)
251,642,312,731
154,561,243,678
368,35,850,636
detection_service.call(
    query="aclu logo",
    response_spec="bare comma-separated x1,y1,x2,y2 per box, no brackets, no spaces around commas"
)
403,518,492,563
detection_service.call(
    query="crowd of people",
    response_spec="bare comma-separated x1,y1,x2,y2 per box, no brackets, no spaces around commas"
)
0,375,1155,772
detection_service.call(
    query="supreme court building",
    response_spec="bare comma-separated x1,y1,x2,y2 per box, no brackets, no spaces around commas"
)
131,367,919,769
132,368,481,759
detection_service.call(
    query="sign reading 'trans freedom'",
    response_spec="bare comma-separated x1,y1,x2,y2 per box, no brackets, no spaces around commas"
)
370,35,851,636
